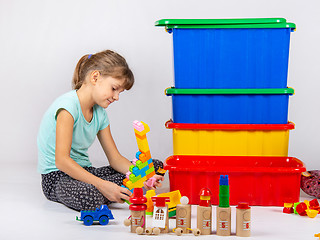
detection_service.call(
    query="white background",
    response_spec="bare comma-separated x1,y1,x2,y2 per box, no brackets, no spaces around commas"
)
1,1,320,239
1,0,319,170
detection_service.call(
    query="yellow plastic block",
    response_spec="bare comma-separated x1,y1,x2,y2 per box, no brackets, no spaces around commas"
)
136,137,150,153
130,176,147,189
284,203,293,208
172,128,291,156
158,190,182,210
125,180,134,190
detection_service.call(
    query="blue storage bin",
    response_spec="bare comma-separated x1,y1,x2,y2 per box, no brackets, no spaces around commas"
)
166,87,294,124
156,19,296,89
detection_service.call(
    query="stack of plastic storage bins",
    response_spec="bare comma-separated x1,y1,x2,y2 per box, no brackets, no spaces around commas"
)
155,18,306,206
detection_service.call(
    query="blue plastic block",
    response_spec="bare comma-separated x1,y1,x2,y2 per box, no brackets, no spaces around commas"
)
132,166,140,176
136,151,142,159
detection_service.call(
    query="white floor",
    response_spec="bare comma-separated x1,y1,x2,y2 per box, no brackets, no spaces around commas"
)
1,162,319,240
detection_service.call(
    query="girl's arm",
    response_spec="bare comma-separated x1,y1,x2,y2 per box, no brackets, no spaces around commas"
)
97,125,132,174
55,109,131,202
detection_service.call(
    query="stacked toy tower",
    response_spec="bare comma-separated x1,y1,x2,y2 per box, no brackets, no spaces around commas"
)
156,18,306,206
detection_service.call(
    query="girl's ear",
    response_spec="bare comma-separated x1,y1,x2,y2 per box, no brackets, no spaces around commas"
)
90,70,100,85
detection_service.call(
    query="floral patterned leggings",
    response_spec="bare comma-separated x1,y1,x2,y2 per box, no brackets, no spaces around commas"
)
41,160,163,211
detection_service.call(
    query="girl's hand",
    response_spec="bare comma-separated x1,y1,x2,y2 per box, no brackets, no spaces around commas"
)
143,174,164,190
96,180,132,203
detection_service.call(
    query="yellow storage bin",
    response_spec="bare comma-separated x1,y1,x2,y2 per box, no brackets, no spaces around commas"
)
166,120,295,156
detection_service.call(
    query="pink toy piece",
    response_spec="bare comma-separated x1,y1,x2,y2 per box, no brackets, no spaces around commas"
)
132,158,138,165
133,120,144,132
126,171,131,179
146,176,157,188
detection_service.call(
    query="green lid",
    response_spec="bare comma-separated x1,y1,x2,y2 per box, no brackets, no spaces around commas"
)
155,18,296,29
165,87,295,95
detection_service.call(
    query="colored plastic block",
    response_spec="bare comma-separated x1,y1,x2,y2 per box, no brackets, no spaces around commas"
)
136,159,148,170
139,151,151,163
136,151,142,159
125,180,134,190
136,137,150,153
133,120,145,132
132,166,140,176
146,171,156,180
146,166,155,175
132,158,138,165
129,165,134,172
129,174,141,183
133,121,150,136
141,162,153,173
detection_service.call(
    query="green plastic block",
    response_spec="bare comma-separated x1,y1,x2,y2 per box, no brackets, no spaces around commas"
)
136,160,148,170
146,166,155,175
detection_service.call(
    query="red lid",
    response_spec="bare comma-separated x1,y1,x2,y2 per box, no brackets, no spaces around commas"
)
237,202,251,209
165,120,295,130
151,197,170,207
129,204,147,211
129,188,147,205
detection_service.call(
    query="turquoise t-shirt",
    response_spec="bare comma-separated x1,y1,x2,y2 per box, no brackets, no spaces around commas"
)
37,90,110,174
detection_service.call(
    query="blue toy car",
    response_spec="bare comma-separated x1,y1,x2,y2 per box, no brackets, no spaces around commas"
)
76,205,114,226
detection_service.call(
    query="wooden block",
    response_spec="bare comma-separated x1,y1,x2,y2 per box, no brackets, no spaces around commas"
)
130,210,146,233
176,204,191,233
216,207,231,236
197,205,212,235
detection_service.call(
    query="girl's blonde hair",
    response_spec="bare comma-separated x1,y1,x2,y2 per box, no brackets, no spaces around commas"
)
72,50,134,90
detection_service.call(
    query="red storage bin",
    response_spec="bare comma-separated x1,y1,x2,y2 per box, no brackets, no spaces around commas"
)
164,155,306,206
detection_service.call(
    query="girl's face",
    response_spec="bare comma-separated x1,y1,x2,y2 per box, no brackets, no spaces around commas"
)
92,75,125,108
